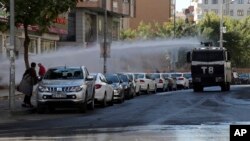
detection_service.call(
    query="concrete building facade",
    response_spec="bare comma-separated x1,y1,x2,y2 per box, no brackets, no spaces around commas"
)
59,0,136,47
128,0,172,29
192,0,250,22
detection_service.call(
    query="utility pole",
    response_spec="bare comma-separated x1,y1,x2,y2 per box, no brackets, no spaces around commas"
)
173,0,176,38
219,0,234,48
9,0,15,112
103,0,108,74
219,2,223,48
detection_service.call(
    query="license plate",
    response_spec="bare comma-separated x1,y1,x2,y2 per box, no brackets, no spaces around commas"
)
52,93,67,98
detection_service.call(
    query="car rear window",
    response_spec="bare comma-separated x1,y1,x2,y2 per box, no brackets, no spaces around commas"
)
105,75,120,83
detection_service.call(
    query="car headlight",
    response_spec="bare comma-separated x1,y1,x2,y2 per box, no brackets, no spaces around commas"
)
69,86,83,92
38,85,49,92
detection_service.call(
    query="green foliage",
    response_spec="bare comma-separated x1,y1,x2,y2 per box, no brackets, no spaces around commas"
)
136,22,152,39
120,19,198,40
2,0,77,68
120,28,137,40
197,12,250,68
0,22,8,32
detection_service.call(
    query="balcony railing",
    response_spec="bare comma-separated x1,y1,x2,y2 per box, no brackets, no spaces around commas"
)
77,0,133,17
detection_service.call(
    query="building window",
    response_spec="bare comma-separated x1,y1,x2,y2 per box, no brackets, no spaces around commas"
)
247,10,250,15
211,9,218,14
204,0,208,4
212,0,218,4
230,10,234,16
203,9,208,13
237,9,244,16
238,0,244,4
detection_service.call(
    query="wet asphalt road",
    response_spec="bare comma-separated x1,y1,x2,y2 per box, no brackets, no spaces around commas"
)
0,85,250,141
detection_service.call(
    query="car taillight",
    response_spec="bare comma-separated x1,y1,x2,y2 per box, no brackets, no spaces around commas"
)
159,79,163,83
178,78,184,80
140,80,145,83
95,84,102,89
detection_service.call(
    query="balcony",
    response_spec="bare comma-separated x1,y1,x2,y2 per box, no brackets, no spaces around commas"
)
76,0,134,17
77,0,102,9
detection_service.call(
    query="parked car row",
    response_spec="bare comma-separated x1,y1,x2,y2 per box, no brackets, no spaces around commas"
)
35,65,193,113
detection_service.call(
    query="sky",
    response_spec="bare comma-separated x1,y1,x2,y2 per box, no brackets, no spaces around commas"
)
176,0,191,12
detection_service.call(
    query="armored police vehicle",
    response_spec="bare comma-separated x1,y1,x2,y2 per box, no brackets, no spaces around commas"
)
187,45,232,92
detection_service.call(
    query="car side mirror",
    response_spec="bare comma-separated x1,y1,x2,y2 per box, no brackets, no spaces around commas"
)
86,75,94,81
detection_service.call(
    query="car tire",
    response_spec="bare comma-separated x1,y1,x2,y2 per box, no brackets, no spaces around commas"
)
37,103,46,114
79,95,87,113
146,85,150,94
153,85,157,94
137,87,141,96
102,93,107,107
108,92,114,106
88,94,95,110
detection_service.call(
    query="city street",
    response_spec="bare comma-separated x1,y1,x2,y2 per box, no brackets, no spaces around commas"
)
0,85,250,140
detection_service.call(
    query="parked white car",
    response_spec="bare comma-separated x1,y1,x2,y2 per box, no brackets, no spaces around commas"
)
134,73,157,94
162,73,177,91
151,73,169,92
183,72,192,88
91,73,114,107
171,73,189,89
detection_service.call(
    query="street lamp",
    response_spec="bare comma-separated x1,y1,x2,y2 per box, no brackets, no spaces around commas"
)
219,0,234,48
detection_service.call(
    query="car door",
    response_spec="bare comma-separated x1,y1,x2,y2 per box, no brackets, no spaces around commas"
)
84,68,93,100
101,74,113,101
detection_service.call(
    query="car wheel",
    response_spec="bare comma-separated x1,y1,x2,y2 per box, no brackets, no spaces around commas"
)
37,103,46,114
146,85,150,94
137,87,141,96
153,85,157,94
102,93,107,107
88,95,95,110
108,92,114,106
79,98,87,113
162,85,166,92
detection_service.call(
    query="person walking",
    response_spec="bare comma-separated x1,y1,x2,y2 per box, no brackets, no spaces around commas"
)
18,62,38,108
38,63,46,78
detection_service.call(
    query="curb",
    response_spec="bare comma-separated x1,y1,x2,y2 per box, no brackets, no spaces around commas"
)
0,93,24,100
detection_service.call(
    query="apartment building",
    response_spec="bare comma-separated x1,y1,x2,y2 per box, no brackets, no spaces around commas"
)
59,0,136,47
0,4,67,58
127,0,172,29
193,0,250,22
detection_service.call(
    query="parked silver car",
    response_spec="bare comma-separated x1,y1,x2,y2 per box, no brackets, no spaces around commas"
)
36,66,95,113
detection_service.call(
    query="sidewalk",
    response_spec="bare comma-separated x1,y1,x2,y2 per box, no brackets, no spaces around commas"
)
0,88,36,123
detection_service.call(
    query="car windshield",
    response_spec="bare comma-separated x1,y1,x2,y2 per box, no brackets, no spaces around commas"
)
105,75,120,83
192,50,225,62
171,73,182,78
153,74,160,78
118,75,129,82
44,68,83,80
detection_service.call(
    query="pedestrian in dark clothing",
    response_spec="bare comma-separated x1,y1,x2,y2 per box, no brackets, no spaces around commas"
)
38,63,46,78
19,62,38,108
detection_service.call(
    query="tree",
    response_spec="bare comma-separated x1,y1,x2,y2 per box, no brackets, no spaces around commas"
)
2,0,77,68
120,28,137,40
